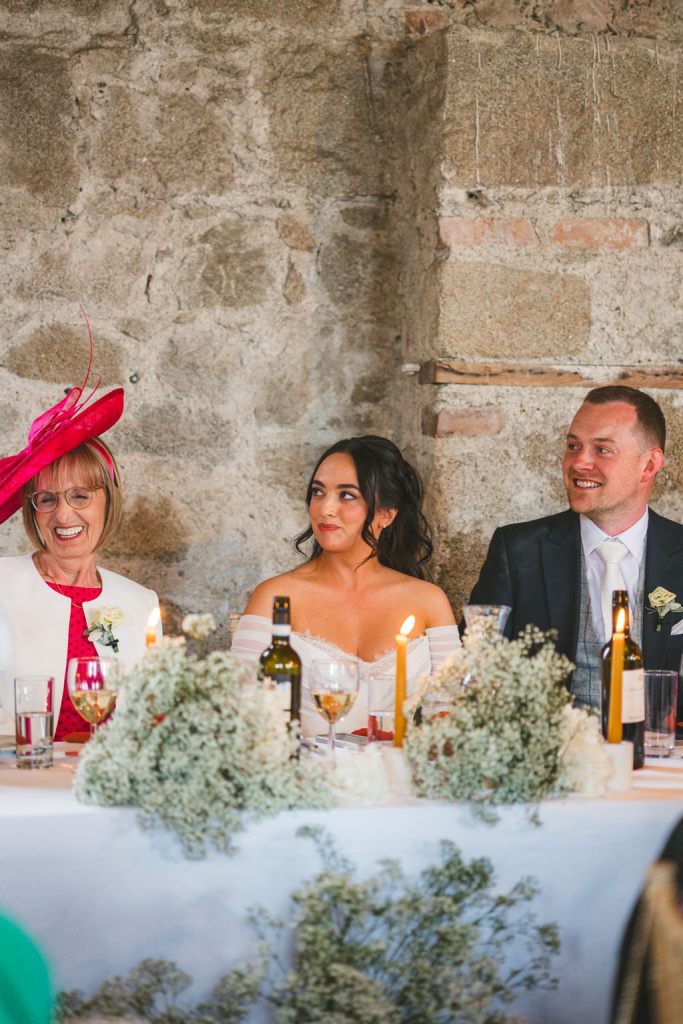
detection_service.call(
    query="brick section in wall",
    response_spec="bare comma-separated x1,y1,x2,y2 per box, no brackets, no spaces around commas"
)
551,218,650,251
427,406,505,438
439,217,538,248
405,8,450,37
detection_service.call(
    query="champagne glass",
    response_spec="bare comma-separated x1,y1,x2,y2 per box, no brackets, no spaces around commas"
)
309,659,360,757
66,657,120,738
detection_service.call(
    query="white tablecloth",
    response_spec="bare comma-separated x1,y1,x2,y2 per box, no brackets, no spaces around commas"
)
2,754,683,1024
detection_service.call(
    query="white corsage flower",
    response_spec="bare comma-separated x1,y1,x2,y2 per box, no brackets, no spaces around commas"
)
647,587,683,632
85,606,124,653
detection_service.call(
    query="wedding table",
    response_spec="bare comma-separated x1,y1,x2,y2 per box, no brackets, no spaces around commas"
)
2,752,683,1024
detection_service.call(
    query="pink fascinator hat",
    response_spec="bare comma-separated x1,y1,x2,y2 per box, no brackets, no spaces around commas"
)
0,316,124,525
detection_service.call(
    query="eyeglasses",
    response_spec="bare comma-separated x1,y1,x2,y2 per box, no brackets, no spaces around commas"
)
30,486,104,513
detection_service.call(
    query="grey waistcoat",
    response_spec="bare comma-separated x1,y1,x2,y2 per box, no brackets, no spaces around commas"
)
571,555,644,710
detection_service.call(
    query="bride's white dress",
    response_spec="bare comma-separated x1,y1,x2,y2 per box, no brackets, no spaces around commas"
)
231,614,461,737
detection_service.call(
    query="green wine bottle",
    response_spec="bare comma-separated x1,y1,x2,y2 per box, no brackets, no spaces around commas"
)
600,589,645,770
259,596,301,724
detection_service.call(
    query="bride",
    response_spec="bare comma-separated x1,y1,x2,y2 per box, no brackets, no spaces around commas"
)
231,435,460,736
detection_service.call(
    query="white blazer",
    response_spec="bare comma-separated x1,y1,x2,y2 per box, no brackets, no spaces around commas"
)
0,554,161,733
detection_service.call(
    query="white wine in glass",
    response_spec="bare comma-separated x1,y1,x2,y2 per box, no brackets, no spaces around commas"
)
309,658,360,758
66,657,120,738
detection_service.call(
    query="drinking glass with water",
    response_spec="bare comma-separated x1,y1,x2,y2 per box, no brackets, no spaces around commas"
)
367,672,395,742
14,676,54,769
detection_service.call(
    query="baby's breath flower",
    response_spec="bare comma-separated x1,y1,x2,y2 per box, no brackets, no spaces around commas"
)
162,634,186,648
74,644,330,856
557,704,612,796
57,831,559,1024
406,626,607,816
182,612,217,641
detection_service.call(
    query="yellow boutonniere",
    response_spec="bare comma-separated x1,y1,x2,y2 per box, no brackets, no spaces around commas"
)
647,588,683,632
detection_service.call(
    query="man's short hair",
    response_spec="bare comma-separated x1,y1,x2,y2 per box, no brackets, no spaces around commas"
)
583,385,666,451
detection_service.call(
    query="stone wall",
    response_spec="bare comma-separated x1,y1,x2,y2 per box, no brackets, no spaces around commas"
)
415,12,683,611
0,0,409,638
0,0,681,634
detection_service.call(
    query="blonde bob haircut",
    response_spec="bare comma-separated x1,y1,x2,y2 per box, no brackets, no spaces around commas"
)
21,438,123,553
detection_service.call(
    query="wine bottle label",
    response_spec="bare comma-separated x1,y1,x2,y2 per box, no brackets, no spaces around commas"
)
622,668,645,723
272,624,291,638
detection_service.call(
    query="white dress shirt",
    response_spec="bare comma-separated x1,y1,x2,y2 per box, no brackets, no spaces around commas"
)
580,509,648,644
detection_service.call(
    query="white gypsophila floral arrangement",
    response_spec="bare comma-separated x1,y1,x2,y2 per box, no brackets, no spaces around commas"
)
74,640,331,857
405,625,612,817
84,605,124,653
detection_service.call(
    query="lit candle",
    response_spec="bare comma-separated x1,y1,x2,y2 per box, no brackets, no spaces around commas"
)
607,607,625,744
146,607,161,648
393,614,415,748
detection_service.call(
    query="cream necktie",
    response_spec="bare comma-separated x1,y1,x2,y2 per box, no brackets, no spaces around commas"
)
595,539,628,640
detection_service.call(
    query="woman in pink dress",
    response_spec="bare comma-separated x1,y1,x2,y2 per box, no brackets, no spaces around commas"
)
0,360,160,738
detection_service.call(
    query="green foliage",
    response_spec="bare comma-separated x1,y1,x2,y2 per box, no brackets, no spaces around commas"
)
56,830,559,1024
74,644,330,857
263,826,559,1024
57,957,264,1024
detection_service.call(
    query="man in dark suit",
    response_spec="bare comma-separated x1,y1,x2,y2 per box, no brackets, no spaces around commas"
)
469,386,683,710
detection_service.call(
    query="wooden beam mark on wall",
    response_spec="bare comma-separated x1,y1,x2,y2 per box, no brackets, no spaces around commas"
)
419,360,683,389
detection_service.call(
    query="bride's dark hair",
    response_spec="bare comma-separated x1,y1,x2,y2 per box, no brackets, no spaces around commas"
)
294,435,433,580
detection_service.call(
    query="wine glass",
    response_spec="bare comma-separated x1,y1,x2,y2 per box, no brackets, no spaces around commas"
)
309,659,360,758
66,657,121,738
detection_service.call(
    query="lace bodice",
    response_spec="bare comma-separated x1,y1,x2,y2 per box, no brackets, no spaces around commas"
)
231,615,460,737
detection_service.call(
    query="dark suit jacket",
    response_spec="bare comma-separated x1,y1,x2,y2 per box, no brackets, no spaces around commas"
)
469,508,683,672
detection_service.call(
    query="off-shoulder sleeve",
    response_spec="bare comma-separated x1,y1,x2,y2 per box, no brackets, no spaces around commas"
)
230,614,271,662
426,624,460,670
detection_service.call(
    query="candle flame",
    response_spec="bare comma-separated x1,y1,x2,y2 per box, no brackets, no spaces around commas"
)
615,608,626,633
147,607,161,630
400,615,415,636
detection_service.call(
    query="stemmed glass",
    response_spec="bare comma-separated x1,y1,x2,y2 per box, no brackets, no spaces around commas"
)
309,659,360,758
66,657,120,738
